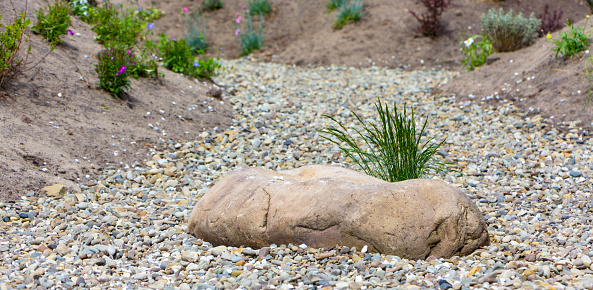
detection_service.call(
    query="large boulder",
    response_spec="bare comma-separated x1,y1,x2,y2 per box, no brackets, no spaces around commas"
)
187,165,489,259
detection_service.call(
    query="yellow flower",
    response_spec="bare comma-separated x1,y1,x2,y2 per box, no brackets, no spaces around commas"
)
547,33,552,39
588,15,591,18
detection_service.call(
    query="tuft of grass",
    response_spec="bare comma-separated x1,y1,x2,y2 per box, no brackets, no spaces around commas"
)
585,55,593,104
32,0,72,46
247,0,271,16
550,17,591,59
183,11,209,54
202,0,223,11
481,8,540,52
334,0,364,30
238,14,264,56
318,99,452,182
408,0,451,38
326,0,347,12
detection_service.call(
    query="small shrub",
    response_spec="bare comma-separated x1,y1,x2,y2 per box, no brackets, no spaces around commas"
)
187,56,225,80
247,0,271,16
184,12,209,54
130,40,161,79
538,4,564,37
202,0,223,11
318,100,452,182
550,18,590,58
326,0,347,12
69,0,93,18
88,3,145,47
158,35,194,73
408,0,451,38
585,0,593,14
96,46,135,98
0,13,33,88
236,14,264,56
460,34,493,71
334,0,364,30
132,6,165,22
32,1,72,46
481,8,541,52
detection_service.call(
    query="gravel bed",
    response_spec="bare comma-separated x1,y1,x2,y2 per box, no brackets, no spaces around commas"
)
1,58,593,289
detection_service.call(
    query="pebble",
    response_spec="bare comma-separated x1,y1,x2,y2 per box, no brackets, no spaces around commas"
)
0,58,592,289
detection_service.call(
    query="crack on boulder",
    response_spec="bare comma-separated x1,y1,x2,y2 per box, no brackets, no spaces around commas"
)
348,231,381,254
261,188,271,231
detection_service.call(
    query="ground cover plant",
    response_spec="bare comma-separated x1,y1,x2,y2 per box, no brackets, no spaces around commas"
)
202,0,223,11
538,4,564,37
158,35,194,74
318,100,451,182
460,34,493,71
32,0,72,46
69,0,93,18
247,0,271,16
236,13,264,56
481,8,540,52
87,2,145,47
132,6,165,22
0,13,33,88
408,0,451,38
334,0,364,30
550,17,591,58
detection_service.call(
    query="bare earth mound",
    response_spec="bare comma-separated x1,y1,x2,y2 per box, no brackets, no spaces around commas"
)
0,1,232,200
436,17,593,132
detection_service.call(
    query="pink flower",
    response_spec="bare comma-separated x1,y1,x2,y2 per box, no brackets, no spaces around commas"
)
118,66,127,74
183,7,188,13
68,30,74,35
234,28,240,36
241,5,245,9
236,15,241,24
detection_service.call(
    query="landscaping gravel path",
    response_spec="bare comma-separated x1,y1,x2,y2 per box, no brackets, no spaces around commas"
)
1,58,593,289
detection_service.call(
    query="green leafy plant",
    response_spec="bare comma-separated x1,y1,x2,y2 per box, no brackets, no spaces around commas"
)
326,0,347,11
158,35,194,73
32,0,72,46
132,6,165,22
187,57,225,80
460,34,493,71
184,11,209,54
481,8,541,52
87,1,144,47
247,0,271,16
129,40,161,79
69,0,93,18
236,13,264,56
202,0,223,11
96,46,135,98
318,99,451,182
0,13,33,88
334,0,364,30
550,18,591,58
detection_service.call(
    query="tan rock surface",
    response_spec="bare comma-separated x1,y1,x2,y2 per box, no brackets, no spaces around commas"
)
188,165,489,259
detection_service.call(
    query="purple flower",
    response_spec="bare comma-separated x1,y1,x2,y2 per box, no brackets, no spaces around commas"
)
138,7,142,11
68,29,74,35
132,62,137,65
147,22,154,30
193,62,199,67
172,38,176,41
118,66,127,74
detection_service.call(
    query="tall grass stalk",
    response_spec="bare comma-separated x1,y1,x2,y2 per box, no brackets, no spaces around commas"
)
239,14,264,56
318,99,451,182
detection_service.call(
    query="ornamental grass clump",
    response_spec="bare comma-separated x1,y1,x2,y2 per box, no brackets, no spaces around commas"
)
32,0,72,46
183,11,209,54
318,99,452,182
326,0,347,12
334,0,364,30
236,13,264,56
481,8,541,52
96,46,135,98
408,0,451,38
549,16,590,58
